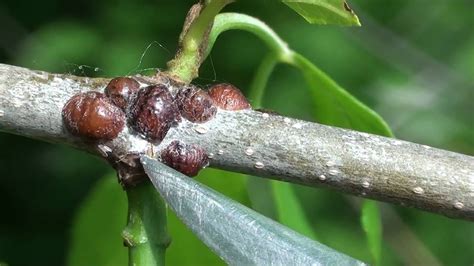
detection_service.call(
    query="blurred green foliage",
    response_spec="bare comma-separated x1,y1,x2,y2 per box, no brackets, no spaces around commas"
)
0,1,473,265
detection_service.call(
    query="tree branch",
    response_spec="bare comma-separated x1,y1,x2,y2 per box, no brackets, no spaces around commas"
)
1,63,473,221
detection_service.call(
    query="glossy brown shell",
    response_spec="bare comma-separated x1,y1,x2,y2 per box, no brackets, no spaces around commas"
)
161,140,208,177
104,77,140,110
128,85,180,142
62,91,125,140
208,83,250,111
176,86,216,123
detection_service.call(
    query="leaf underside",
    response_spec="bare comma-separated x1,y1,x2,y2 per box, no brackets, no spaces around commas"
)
142,156,365,265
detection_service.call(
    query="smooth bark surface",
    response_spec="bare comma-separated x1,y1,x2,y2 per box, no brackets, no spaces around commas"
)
1,63,473,220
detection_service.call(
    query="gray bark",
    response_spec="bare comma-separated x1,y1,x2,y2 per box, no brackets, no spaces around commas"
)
0,63,473,221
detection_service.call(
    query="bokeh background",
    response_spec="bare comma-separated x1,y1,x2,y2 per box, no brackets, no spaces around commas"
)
0,0,473,265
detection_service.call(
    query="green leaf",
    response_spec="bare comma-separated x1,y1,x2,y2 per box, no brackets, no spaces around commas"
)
291,52,392,136
67,175,127,266
167,168,250,266
361,200,382,265
142,156,365,265
272,182,318,240
167,211,223,266
282,0,361,26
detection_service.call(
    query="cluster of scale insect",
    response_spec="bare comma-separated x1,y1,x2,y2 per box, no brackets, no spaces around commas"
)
62,77,250,179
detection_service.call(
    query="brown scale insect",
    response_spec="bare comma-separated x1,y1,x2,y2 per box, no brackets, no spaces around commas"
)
176,85,216,123
128,85,180,142
208,83,251,111
104,77,141,110
62,91,125,140
161,140,209,177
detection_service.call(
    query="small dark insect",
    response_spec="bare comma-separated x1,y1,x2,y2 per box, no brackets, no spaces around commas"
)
208,83,251,111
176,85,216,123
128,85,180,142
62,91,125,140
104,77,140,110
161,140,208,177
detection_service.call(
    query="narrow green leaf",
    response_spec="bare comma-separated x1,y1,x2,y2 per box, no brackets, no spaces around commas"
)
361,200,382,265
167,168,250,266
291,52,392,136
142,156,365,265
282,0,361,26
273,182,318,240
167,211,224,265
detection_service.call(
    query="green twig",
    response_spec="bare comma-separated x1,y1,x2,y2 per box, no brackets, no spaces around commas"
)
206,13,292,63
123,181,170,266
166,0,231,83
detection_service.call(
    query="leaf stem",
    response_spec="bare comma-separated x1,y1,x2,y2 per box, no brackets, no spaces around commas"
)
123,181,170,266
166,0,231,83
206,13,293,63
